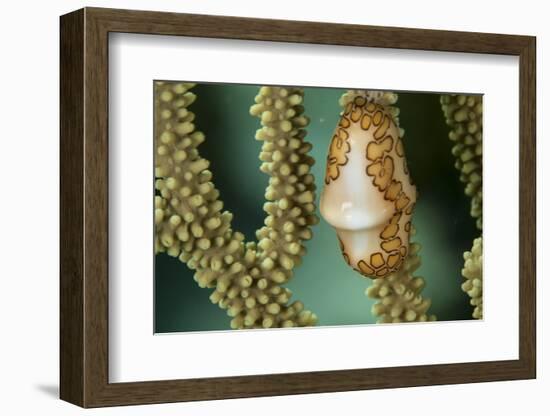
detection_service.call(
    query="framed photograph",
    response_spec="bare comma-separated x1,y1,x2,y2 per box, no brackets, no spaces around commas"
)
60,7,536,408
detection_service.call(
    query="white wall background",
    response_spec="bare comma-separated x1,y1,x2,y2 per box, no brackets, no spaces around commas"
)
0,0,545,414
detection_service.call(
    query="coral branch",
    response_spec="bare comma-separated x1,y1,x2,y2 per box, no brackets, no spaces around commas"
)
440,94,483,319
250,86,319,277
440,95,483,230
461,237,483,319
366,228,436,323
154,82,318,329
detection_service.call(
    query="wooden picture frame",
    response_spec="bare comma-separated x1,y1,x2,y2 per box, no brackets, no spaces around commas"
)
60,7,536,408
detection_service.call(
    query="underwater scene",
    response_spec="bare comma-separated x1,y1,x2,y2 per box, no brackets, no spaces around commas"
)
154,82,482,333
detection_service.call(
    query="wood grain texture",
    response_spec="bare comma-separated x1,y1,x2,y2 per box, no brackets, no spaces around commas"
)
59,8,84,407
518,37,537,377
83,10,110,406
59,7,537,408
87,7,532,54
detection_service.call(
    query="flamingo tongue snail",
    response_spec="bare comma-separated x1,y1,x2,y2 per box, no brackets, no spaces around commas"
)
320,95,417,279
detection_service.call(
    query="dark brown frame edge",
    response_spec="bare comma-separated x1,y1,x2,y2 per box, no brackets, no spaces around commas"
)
60,7,536,408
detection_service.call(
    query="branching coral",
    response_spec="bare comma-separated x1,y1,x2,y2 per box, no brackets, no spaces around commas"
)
440,95,483,230
461,237,483,319
366,229,436,323
338,90,436,322
155,82,318,329
441,94,483,319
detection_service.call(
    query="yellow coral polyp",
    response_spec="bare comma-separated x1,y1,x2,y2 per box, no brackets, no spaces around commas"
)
461,237,483,319
154,81,318,329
